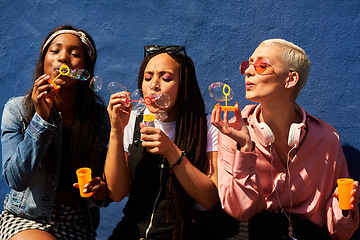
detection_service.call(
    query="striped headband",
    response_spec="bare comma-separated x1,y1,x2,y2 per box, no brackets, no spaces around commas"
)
42,29,95,61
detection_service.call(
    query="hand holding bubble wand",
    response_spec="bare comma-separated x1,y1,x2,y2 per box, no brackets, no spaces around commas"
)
107,82,171,121
208,82,235,111
48,65,91,90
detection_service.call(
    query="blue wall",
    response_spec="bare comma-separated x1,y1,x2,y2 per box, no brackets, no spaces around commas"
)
1,0,359,239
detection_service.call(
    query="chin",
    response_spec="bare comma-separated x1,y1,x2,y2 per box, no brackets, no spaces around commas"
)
245,93,254,101
245,95,261,103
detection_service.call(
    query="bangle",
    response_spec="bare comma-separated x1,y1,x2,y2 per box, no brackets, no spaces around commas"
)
170,151,186,170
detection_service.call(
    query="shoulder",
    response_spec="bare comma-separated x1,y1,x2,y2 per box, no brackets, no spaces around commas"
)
5,96,26,109
306,112,340,140
3,96,27,117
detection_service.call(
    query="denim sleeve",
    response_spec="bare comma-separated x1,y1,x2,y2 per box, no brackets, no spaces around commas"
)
1,100,57,191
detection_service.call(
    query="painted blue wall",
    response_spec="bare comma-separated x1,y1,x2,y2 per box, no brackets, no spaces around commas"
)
0,0,359,239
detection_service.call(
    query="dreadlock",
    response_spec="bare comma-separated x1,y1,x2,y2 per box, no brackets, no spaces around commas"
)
138,50,208,239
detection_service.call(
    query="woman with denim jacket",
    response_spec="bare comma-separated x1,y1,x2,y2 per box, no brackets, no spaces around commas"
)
0,25,110,240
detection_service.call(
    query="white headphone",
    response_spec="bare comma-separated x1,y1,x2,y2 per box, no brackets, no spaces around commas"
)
250,104,307,148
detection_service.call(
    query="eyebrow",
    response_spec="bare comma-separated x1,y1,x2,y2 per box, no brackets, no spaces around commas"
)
144,70,175,76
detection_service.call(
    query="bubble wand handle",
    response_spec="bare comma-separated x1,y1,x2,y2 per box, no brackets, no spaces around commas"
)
47,78,60,90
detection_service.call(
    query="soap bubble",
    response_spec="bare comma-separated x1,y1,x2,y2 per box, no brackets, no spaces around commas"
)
156,110,168,121
72,69,91,81
89,76,103,92
208,82,234,102
152,93,170,108
107,82,127,94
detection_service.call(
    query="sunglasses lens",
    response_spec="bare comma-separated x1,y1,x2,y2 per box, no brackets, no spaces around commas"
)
254,59,270,74
145,45,162,54
240,61,249,75
165,46,183,54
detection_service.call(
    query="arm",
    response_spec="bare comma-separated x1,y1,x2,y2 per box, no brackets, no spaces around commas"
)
211,103,266,221
166,149,219,210
326,144,360,239
328,183,360,240
103,92,132,202
140,123,219,210
2,76,58,191
217,132,266,221
2,106,56,191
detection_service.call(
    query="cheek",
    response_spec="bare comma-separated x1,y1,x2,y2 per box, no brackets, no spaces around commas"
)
167,86,179,107
72,58,86,69
142,81,152,96
43,56,53,74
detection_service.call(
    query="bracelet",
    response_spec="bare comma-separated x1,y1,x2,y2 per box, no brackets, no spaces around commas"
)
170,151,186,170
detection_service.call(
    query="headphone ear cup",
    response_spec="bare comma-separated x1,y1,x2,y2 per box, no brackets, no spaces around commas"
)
254,122,275,147
288,123,305,148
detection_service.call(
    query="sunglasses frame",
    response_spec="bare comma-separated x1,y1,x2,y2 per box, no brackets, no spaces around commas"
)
240,58,275,75
144,45,187,58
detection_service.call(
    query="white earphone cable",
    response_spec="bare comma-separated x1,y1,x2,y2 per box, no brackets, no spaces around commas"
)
270,145,297,240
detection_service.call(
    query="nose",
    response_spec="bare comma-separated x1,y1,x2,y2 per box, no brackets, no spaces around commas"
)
149,82,161,91
244,64,255,76
148,75,161,91
58,50,69,63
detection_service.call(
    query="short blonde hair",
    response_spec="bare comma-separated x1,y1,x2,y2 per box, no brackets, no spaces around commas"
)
261,39,311,94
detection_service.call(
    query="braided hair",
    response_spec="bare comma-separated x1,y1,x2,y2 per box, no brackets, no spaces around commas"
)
137,50,208,239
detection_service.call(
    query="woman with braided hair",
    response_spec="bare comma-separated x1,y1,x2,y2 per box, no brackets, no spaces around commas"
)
105,45,219,239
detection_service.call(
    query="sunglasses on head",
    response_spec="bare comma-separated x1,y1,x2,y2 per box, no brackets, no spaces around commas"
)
240,58,275,75
144,45,187,58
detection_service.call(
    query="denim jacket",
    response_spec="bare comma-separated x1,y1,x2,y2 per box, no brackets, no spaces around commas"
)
1,96,109,223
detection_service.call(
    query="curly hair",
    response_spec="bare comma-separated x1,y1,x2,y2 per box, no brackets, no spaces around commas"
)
137,50,208,239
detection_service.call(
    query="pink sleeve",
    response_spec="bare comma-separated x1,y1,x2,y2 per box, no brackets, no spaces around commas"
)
217,131,266,221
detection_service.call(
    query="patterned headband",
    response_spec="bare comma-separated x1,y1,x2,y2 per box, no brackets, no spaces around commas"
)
42,29,96,61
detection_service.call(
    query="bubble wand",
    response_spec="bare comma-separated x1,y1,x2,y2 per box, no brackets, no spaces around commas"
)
48,65,91,90
208,82,235,111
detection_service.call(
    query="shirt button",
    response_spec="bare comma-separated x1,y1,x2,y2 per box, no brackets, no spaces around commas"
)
250,167,255,171
251,155,256,159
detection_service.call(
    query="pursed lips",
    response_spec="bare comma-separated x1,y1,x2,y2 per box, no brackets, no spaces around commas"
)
245,80,254,90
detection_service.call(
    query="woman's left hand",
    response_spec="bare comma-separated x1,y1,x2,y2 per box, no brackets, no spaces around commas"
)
140,122,176,157
334,180,360,210
73,177,108,200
